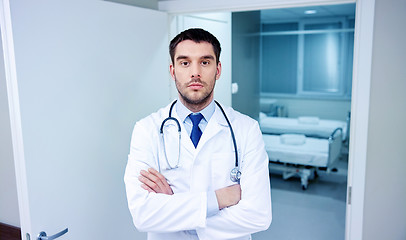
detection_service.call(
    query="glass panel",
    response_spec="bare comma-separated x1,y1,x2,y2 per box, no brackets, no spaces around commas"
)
261,23,298,94
303,22,342,93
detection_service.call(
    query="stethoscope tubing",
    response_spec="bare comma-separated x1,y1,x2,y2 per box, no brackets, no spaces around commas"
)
159,100,240,182
214,100,239,168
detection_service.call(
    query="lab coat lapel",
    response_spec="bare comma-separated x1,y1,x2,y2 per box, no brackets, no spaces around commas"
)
171,109,196,155
196,105,229,152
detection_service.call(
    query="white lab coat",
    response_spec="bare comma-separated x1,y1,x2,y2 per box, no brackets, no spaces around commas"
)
124,102,272,240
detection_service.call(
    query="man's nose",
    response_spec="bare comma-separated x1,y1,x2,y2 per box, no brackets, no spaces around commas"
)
190,63,201,78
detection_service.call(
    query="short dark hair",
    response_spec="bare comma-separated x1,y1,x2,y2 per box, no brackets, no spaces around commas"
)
169,28,221,65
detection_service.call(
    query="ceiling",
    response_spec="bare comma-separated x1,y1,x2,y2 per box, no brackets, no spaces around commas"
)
260,3,356,22
106,1,355,20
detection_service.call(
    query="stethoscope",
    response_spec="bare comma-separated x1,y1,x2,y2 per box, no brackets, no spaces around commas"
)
159,100,241,183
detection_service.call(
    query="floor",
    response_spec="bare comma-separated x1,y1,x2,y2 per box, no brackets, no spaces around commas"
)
253,157,348,240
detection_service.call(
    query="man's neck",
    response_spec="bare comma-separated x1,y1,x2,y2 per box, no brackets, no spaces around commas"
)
179,96,213,113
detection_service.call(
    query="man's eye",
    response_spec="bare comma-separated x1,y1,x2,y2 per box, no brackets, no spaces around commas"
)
201,61,210,65
180,61,189,66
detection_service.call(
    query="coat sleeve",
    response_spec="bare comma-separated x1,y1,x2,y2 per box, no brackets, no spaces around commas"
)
124,120,207,232
196,121,272,239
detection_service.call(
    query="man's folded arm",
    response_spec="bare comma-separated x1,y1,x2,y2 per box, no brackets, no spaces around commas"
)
137,167,242,217
195,122,272,239
124,123,208,232
124,156,208,232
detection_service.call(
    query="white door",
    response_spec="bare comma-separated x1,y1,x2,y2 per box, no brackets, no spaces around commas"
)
171,13,232,107
2,0,169,239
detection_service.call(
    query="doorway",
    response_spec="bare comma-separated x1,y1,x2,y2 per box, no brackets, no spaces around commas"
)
5,0,374,239
174,3,355,240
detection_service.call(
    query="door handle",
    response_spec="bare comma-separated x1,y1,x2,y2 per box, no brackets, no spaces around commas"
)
37,228,68,240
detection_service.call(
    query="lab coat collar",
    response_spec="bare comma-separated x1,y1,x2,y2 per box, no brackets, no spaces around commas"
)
213,102,233,127
176,99,215,125
195,102,234,152
162,100,234,155
165,101,197,154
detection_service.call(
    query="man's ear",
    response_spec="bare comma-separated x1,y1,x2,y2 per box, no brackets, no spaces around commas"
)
170,64,175,80
216,61,222,80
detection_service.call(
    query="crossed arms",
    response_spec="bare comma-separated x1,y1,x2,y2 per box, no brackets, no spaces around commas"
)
139,168,241,209
124,119,272,237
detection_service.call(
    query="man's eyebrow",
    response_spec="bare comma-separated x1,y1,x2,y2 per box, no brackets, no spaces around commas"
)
201,55,215,60
175,55,215,61
176,55,189,61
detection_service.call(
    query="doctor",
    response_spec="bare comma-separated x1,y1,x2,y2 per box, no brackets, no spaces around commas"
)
124,28,272,240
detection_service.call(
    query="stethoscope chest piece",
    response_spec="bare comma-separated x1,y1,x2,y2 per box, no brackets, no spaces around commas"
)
230,167,241,182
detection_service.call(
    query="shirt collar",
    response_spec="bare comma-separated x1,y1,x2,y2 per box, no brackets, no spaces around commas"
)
176,99,215,123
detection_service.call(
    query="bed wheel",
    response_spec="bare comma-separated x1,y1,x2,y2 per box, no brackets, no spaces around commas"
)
302,185,307,190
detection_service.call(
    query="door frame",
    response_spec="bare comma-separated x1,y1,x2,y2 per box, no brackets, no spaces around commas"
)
1,0,375,239
163,1,374,240
0,0,32,237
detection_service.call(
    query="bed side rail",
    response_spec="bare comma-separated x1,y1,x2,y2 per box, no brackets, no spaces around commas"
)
328,127,343,166
329,127,343,142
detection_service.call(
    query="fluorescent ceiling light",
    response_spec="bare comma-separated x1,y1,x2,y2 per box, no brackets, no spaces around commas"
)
304,10,317,15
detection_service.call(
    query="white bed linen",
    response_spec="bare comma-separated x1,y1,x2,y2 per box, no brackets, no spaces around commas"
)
263,134,329,167
259,114,347,140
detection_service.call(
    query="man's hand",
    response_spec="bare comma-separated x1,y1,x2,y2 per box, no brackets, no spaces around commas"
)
215,184,241,209
139,168,173,195
138,168,241,209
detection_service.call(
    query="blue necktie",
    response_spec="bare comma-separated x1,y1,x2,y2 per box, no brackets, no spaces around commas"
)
189,113,203,148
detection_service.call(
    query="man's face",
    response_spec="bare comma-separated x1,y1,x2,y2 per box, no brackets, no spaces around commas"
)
170,40,221,110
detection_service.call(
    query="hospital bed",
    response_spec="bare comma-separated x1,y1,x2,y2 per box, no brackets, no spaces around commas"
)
259,113,348,141
260,113,345,189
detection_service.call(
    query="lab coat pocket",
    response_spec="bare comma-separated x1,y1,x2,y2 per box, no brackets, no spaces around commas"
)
211,152,236,190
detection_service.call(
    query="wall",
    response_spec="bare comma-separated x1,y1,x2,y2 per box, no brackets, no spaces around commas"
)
262,97,351,121
232,11,261,120
363,0,406,239
0,31,20,227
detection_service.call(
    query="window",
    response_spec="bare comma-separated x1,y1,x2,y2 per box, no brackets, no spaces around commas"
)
261,23,298,94
260,18,354,99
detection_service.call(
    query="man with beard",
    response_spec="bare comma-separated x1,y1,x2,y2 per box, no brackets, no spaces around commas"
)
124,28,272,240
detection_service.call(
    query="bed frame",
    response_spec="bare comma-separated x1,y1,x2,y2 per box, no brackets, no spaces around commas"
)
263,128,343,190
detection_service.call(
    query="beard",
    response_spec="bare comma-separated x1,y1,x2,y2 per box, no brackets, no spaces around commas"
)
179,89,213,105
175,75,216,107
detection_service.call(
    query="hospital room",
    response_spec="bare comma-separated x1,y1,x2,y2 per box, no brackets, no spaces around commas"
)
1,1,406,240
188,3,354,239
233,4,354,239
169,3,353,239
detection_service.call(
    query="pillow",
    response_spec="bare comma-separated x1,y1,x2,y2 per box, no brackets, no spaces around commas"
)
280,134,306,145
298,116,320,125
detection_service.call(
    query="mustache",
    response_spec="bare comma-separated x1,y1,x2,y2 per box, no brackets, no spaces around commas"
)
188,78,203,85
